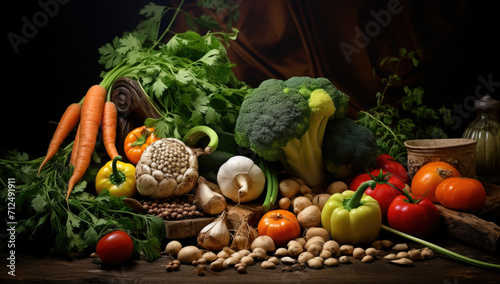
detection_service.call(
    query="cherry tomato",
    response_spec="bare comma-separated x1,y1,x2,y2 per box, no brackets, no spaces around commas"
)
375,154,409,184
96,231,134,265
435,177,486,212
257,209,301,246
387,195,440,238
411,161,461,203
349,169,405,221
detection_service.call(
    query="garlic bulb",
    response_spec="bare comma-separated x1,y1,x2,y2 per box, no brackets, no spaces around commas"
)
197,211,230,251
217,156,266,203
195,176,227,215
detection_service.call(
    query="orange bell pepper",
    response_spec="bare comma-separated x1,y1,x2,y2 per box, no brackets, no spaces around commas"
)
123,126,160,164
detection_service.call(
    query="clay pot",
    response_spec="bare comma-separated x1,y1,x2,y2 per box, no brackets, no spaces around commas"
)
404,139,477,178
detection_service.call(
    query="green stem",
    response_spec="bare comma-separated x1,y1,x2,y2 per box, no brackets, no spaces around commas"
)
182,125,219,153
149,0,185,51
344,180,377,210
260,159,272,211
268,162,279,205
381,225,500,271
109,155,126,186
360,110,405,149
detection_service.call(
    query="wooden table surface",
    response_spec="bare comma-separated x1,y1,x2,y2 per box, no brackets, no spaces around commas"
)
3,178,500,283
2,235,499,284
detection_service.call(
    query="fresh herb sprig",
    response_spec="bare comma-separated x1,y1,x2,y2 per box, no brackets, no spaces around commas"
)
356,48,453,163
98,1,249,139
0,146,164,261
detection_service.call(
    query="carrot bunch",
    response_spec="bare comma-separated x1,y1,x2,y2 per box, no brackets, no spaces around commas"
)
39,84,120,201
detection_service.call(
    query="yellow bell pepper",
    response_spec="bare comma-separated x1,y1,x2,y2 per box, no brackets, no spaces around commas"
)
321,180,381,245
95,156,137,198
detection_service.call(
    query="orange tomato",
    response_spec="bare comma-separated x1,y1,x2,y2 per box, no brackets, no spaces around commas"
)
123,126,160,164
435,177,486,212
411,161,461,203
257,209,301,246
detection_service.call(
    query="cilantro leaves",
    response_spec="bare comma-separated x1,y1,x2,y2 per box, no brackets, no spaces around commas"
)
0,146,164,261
98,2,249,139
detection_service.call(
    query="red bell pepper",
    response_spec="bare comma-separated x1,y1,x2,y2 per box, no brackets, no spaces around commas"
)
387,194,440,238
375,154,409,184
349,169,405,221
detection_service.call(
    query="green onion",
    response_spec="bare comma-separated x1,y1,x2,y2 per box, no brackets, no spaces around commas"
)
381,225,500,271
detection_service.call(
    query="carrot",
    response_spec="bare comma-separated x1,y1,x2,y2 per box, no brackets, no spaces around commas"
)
101,101,119,160
39,103,81,173
67,85,107,200
69,124,80,167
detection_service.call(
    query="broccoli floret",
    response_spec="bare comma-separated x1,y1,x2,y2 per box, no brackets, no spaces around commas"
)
234,76,350,187
322,117,378,180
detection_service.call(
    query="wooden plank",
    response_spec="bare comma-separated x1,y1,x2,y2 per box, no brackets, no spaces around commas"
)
226,203,266,229
164,217,215,239
478,182,500,222
437,203,500,253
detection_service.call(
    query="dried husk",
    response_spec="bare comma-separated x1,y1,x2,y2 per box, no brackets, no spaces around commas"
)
230,219,258,251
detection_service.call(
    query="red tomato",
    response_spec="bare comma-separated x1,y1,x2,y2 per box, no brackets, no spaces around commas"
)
435,177,486,212
349,169,405,221
411,161,461,203
96,231,134,265
375,154,409,184
387,195,440,238
257,209,301,246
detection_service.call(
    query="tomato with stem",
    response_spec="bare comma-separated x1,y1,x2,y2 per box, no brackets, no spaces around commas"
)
349,169,405,221
387,190,440,238
257,209,301,246
411,161,461,203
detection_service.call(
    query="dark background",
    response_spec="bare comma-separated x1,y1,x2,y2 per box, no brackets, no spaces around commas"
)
3,0,499,157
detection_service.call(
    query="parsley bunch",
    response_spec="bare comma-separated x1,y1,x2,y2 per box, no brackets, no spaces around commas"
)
0,146,164,261
98,1,250,139
356,48,453,163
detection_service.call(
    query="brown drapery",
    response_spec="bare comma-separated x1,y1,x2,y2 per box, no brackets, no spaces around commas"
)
172,0,496,134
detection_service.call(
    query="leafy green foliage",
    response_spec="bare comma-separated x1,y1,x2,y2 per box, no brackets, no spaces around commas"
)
98,2,249,139
0,146,164,261
356,48,453,163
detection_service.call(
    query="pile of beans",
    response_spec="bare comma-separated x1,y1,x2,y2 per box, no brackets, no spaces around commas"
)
142,196,205,220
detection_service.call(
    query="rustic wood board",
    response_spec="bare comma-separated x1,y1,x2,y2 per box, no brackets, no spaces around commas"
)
164,217,215,239
437,181,500,253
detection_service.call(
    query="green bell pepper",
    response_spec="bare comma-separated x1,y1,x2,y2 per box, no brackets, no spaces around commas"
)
321,180,382,245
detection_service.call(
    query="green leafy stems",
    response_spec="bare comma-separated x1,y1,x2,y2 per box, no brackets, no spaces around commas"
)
356,48,454,163
0,145,164,261
97,1,249,139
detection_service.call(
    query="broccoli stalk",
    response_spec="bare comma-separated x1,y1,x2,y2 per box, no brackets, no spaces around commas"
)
279,89,335,187
234,77,349,188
